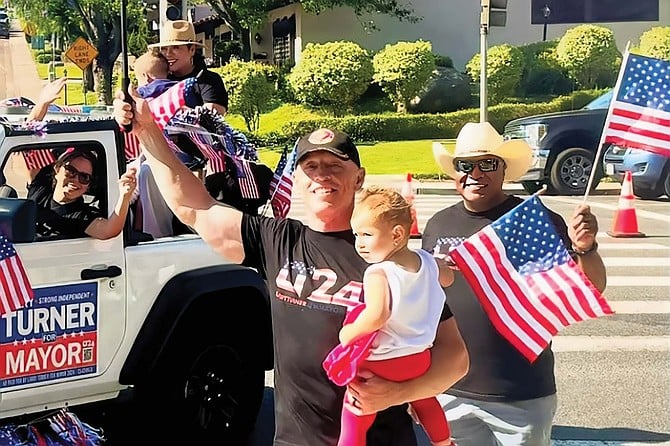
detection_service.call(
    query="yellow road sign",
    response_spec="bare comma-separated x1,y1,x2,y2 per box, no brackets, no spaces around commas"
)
65,37,99,71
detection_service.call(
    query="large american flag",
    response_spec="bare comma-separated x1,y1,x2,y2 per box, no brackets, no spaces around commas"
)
269,142,298,218
450,196,613,362
0,234,34,316
147,77,198,131
603,53,670,157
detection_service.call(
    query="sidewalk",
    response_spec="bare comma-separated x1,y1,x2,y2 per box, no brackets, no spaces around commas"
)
364,174,621,196
8,27,45,101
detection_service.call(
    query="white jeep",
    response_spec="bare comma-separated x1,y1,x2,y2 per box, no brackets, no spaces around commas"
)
0,117,273,444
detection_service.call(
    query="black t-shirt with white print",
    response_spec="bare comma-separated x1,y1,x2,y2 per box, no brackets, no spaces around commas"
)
242,214,445,446
422,195,570,402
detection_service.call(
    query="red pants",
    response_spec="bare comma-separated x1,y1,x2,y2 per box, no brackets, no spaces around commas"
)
338,349,451,445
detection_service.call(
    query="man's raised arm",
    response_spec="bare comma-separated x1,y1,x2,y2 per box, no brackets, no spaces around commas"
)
112,90,245,262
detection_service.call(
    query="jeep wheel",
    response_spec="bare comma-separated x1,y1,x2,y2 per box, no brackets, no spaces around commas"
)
664,170,670,198
133,341,265,444
549,147,601,195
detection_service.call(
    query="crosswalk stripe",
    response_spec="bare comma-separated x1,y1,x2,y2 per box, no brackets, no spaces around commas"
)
607,300,670,313
607,276,670,287
604,257,670,266
552,336,670,352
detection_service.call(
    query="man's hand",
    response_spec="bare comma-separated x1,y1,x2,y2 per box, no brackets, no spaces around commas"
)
568,204,598,252
38,78,67,105
113,89,154,134
346,370,406,416
119,166,137,199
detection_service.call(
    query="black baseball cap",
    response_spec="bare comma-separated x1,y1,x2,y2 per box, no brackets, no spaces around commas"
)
296,128,361,167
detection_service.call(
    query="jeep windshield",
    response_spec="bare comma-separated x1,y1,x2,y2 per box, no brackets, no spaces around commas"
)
583,90,613,110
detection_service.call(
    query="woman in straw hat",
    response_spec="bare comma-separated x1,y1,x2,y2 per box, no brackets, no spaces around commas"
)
421,121,606,446
148,20,228,116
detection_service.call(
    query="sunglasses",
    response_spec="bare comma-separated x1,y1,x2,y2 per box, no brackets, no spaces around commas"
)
454,158,500,174
63,164,93,185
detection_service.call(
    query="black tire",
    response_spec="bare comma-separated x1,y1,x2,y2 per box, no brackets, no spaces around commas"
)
129,314,266,445
549,147,601,195
664,168,670,198
634,185,662,200
521,181,544,194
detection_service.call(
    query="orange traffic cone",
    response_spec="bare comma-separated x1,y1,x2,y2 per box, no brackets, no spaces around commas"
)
607,171,645,238
400,173,422,239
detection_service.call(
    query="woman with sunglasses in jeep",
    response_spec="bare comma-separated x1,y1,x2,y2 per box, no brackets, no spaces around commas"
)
22,148,137,240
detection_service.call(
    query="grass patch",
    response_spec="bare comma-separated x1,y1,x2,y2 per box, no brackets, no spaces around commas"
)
258,139,456,176
35,62,99,106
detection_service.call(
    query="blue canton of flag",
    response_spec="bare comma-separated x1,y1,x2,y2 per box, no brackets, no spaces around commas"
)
450,196,613,362
604,53,670,157
0,234,34,316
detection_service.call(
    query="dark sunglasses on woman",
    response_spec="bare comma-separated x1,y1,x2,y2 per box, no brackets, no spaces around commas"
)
454,158,500,174
63,164,93,185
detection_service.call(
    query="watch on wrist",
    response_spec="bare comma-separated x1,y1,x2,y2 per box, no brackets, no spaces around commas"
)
571,241,598,256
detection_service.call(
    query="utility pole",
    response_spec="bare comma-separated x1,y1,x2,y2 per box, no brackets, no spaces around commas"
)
479,0,507,123
480,0,489,123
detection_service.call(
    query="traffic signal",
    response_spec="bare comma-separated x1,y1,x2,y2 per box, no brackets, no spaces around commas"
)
164,0,184,21
481,0,507,28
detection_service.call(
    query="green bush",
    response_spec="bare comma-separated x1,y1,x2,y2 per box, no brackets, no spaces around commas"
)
517,41,573,95
555,24,621,89
288,41,373,116
248,89,606,147
372,40,436,113
434,54,454,68
637,26,670,61
407,67,472,114
466,44,524,105
213,60,277,132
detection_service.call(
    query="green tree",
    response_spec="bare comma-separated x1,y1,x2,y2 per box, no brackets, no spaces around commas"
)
213,60,277,132
288,41,373,116
372,40,436,114
637,26,670,61
13,0,148,104
466,43,524,105
200,0,419,60
555,24,621,89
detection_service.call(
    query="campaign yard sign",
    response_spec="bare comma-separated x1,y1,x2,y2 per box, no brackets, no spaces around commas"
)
0,282,98,389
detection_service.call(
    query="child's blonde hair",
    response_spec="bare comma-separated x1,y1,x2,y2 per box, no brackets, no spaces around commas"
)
354,185,413,232
133,50,169,84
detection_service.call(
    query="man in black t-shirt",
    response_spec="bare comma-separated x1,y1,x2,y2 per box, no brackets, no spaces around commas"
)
113,92,470,445
423,122,607,446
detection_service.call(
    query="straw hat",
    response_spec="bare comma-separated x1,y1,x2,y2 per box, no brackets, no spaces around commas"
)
148,20,204,48
433,122,533,182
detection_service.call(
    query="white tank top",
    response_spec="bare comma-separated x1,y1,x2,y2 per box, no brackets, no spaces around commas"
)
366,249,446,361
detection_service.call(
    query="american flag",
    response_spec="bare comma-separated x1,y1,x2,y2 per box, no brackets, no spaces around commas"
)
269,142,298,218
450,196,613,362
124,132,142,161
187,130,227,173
603,53,670,157
238,159,260,199
22,149,56,170
147,77,198,131
0,234,34,316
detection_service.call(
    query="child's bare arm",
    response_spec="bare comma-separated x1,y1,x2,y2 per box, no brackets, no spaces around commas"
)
435,257,455,287
339,269,391,346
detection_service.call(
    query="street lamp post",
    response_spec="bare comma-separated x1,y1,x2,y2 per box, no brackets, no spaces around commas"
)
542,4,551,41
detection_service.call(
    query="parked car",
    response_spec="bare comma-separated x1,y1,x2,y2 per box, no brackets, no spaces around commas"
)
504,90,612,195
602,145,670,199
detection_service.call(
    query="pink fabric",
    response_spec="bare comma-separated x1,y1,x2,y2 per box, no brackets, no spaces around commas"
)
322,304,377,386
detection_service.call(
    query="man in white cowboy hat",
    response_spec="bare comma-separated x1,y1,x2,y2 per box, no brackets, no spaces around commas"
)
147,20,228,115
421,121,607,446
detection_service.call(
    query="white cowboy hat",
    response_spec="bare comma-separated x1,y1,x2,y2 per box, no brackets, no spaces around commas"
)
148,20,204,48
433,122,533,182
